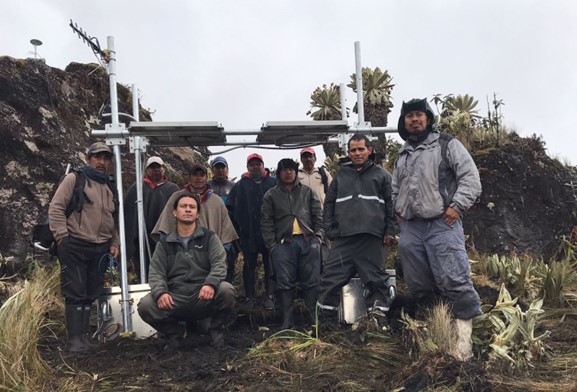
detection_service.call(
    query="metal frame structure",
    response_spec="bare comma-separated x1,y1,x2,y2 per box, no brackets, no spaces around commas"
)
87,36,397,336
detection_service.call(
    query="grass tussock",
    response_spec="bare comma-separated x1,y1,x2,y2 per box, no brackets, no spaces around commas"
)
0,264,61,391
402,302,457,358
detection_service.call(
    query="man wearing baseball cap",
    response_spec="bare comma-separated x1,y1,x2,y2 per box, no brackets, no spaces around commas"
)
298,147,332,205
124,156,180,281
207,156,235,204
227,153,277,310
48,141,119,353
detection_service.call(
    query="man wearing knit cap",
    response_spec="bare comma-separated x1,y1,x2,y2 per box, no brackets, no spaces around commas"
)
48,141,119,353
392,97,482,361
261,158,323,328
227,153,277,310
152,163,239,284
298,147,332,206
124,156,179,281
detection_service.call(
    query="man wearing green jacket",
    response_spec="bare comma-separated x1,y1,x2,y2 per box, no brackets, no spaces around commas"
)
261,158,323,328
138,194,236,348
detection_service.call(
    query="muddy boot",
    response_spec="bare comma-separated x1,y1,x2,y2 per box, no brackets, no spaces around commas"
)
81,304,99,350
208,312,229,347
316,302,339,331
279,290,294,330
302,288,318,326
65,305,90,353
453,318,473,361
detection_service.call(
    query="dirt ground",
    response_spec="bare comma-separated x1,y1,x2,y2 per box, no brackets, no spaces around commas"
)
36,289,500,392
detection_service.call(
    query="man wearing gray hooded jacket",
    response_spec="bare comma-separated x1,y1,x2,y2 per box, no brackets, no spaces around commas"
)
392,98,482,361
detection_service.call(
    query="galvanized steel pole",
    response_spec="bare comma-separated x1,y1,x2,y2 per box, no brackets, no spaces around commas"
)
131,84,146,284
106,36,132,333
354,41,364,125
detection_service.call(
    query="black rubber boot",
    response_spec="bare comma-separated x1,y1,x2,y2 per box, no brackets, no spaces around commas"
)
302,288,318,326
81,304,99,349
316,302,339,332
65,304,90,353
279,290,294,330
208,309,232,347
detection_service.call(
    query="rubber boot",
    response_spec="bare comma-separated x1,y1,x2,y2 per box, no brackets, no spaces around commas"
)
81,305,99,349
316,301,339,331
454,318,473,361
208,310,230,347
65,304,90,353
279,290,294,330
302,287,318,326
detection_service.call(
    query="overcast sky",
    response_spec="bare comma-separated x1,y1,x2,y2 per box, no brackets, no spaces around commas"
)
2,1,576,178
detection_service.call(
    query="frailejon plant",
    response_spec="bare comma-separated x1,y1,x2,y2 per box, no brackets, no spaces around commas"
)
474,284,550,372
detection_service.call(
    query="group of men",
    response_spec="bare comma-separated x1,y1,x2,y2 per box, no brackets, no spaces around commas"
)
49,97,482,360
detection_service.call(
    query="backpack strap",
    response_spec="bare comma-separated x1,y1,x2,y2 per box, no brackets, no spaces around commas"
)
437,133,456,208
64,170,87,218
318,166,329,194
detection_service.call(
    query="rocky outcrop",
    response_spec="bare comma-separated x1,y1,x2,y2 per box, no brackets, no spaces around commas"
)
465,135,577,260
0,57,198,261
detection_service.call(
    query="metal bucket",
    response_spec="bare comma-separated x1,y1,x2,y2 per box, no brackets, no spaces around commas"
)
338,269,396,324
97,284,156,342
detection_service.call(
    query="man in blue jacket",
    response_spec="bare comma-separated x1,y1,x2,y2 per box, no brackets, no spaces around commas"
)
227,153,277,310
392,98,482,361
317,134,396,322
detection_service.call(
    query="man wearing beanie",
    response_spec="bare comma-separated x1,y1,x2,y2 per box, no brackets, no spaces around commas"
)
261,158,323,328
227,153,277,310
124,156,179,281
392,98,482,361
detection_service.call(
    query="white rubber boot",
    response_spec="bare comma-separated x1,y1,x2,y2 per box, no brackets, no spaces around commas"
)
454,318,473,361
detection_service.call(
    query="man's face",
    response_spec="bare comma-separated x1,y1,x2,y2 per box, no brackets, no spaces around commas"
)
146,163,165,183
211,163,228,181
404,111,429,135
247,159,264,176
87,152,112,173
189,170,207,190
173,196,199,224
279,168,296,186
300,153,316,171
348,139,373,167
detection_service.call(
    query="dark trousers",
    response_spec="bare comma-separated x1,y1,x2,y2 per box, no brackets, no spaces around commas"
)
242,244,273,298
271,235,321,291
318,234,389,308
137,281,236,336
57,236,110,305
223,242,238,283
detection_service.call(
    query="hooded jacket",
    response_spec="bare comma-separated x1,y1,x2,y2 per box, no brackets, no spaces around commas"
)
392,98,482,219
226,169,277,252
323,158,395,240
261,177,323,249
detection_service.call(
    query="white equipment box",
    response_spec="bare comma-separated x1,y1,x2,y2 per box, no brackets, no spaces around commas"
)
98,284,156,341
338,269,396,324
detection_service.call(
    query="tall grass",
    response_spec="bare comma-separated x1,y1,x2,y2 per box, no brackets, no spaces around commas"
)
0,264,61,391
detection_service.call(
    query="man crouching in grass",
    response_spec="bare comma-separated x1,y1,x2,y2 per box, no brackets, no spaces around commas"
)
138,194,236,348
